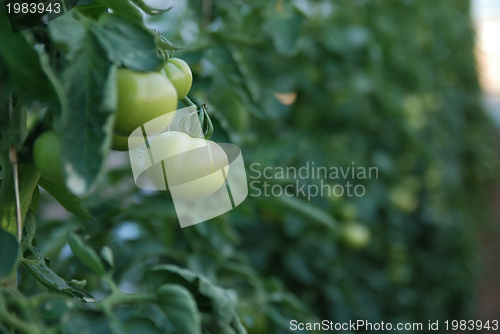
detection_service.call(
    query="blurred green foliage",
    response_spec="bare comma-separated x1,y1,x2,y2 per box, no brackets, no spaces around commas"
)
147,0,497,327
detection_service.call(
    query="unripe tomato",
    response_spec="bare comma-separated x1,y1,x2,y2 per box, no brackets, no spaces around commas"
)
33,131,64,183
164,58,192,100
111,133,129,151
340,222,371,250
389,185,418,213
146,131,229,201
114,69,178,137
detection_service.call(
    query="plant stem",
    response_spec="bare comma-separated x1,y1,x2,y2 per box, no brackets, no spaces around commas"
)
181,96,196,107
0,293,42,334
97,274,155,309
9,146,22,243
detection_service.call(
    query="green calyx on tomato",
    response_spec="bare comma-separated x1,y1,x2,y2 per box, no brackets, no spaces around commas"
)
164,58,192,100
33,131,64,183
114,68,178,137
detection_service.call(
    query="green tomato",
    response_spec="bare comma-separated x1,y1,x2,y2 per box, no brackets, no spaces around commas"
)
164,58,192,100
340,222,371,250
33,131,64,183
111,133,129,151
389,185,418,213
114,69,178,137
145,131,229,201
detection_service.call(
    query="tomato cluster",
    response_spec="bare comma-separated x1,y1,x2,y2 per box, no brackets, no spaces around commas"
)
112,58,192,151
33,58,193,182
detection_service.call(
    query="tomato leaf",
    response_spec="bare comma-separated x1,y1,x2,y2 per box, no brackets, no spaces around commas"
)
66,228,105,277
0,8,60,108
47,13,85,55
38,178,94,221
147,265,238,328
0,227,19,279
21,245,95,302
99,0,144,25
156,284,201,334
58,22,116,195
92,13,164,72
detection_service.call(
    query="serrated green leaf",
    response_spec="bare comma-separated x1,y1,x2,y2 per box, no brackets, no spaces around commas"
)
38,178,94,221
100,0,144,25
0,227,19,279
92,13,164,72
48,13,85,57
0,10,60,109
131,0,172,15
21,246,95,302
156,284,201,334
147,265,238,327
134,304,176,332
67,229,105,277
59,22,116,195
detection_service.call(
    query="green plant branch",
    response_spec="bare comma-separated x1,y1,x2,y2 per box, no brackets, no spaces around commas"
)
0,293,42,334
97,274,155,309
9,146,22,242
180,96,196,108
